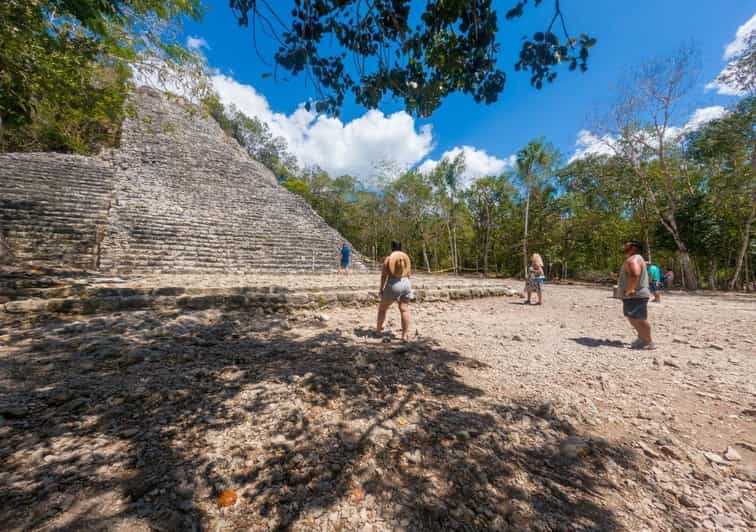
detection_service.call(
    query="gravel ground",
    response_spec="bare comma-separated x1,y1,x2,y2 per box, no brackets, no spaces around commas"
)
0,281,754,531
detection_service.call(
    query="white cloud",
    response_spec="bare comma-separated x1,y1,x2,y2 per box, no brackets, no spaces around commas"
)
723,14,756,59
683,105,727,131
568,106,729,163
417,146,515,188
706,14,755,96
211,74,434,179
705,66,747,96
567,130,617,163
186,36,209,50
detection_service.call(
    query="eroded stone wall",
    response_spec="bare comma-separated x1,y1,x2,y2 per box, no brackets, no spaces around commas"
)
0,153,114,269
1,88,365,273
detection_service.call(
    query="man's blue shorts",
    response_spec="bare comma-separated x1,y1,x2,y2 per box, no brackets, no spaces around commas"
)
623,298,649,320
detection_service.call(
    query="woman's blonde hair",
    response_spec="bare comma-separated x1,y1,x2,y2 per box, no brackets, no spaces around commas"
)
530,253,544,268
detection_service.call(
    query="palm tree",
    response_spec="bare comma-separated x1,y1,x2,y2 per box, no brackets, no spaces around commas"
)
516,138,559,276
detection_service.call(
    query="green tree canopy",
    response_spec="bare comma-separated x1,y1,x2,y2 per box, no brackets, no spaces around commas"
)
0,0,203,153
228,0,596,116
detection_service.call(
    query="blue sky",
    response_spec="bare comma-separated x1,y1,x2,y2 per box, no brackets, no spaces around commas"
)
180,1,754,183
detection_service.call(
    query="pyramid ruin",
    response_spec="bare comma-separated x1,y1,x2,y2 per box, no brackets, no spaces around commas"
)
0,88,366,274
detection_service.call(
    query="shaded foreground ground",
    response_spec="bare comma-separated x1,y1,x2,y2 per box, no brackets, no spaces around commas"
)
0,281,754,531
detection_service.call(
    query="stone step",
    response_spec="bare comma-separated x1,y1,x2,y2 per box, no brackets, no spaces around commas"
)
1,283,518,316
108,239,351,252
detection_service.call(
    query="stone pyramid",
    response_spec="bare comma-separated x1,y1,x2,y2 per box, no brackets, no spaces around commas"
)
0,88,366,274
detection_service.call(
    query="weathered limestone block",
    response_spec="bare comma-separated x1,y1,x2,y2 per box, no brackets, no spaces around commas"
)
225,295,246,308
119,295,153,310
45,298,83,314
151,287,185,297
4,298,49,313
284,293,310,306
177,295,225,310
449,288,471,299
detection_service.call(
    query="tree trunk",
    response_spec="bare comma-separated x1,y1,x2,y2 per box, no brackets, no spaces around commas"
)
676,250,698,290
644,224,651,263
729,197,755,290
694,257,702,290
452,225,459,275
522,185,531,277
446,222,456,273
708,257,716,290
482,205,491,274
744,248,751,292
422,241,431,273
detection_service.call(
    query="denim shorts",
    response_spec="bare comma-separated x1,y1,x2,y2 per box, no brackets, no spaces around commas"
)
382,277,412,303
623,298,649,320
526,279,544,293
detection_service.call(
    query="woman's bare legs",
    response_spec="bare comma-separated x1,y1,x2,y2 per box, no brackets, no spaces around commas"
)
398,299,410,341
376,299,392,334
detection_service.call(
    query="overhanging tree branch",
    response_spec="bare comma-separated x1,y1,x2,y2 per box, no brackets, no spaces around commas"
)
228,0,596,116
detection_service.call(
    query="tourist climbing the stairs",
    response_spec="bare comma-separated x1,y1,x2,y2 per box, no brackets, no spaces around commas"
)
376,241,413,342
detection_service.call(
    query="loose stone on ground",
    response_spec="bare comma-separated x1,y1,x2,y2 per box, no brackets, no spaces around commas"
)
0,280,754,531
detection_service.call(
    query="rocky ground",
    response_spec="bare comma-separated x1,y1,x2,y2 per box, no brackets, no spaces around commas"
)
0,280,754,531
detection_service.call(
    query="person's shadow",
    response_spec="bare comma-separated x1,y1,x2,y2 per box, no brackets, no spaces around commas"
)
570,337,626,348
353,326,397,339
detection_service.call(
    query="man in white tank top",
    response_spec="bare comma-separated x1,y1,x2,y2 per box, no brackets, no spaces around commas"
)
618,240,655,349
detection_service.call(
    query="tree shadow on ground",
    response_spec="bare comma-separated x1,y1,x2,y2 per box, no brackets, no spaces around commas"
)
0,309,684,531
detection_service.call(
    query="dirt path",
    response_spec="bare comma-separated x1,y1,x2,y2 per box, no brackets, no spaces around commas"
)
1,282,754,531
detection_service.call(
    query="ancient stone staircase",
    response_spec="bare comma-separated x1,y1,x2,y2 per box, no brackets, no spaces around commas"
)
1,88,367,274
98,88,367,274
0,154,114,270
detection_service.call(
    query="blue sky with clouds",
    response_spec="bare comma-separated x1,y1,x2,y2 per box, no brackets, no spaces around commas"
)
179,1,754,183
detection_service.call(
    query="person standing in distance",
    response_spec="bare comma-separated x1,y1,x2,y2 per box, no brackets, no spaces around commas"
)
619,240,655,349
376,241,412,341
664,267,674,290
338,242,350,274
646,261,662,303
524,253,545,305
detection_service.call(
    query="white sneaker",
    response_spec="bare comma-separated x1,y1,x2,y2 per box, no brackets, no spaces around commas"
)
629,337,645,349
630,338,656,350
